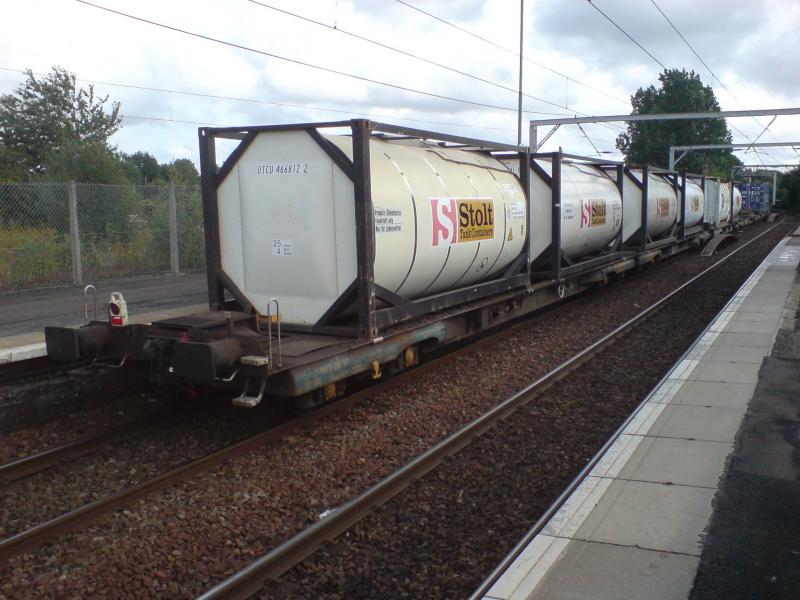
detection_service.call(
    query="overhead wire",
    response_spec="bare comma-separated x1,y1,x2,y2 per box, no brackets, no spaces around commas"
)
391,0,630,106
585,0,778,168
75,0,580,121
585,0,666,70
0,65,521,133
744,116,777,152
576,122,603,156
390,0,629,143
648,0,785,165
245,0,578,115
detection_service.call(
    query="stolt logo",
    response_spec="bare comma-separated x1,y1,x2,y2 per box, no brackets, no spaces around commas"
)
579,199,607,228
430,198,495,246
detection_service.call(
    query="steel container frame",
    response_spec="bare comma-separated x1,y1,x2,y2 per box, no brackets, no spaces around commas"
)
530,151,628,282
199,119,532,338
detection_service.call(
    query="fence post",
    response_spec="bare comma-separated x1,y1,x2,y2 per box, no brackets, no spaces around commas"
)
169,181,179,274
68,180,83,285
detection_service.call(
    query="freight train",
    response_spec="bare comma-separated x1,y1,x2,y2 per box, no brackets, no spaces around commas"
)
44,120,751,410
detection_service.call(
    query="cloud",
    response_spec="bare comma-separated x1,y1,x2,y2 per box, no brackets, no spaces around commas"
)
0,0,797,166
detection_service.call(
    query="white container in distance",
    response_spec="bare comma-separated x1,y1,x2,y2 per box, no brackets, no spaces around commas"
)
620,169,678,243
522,158,623,264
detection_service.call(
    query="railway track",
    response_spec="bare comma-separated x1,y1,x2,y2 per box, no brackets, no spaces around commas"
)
196,219,788,600
0,416,159,483
0,357,89,387
0,219,784,585
0,300,577,565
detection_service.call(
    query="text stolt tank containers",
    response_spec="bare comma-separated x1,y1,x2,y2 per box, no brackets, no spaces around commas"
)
216,130,527,325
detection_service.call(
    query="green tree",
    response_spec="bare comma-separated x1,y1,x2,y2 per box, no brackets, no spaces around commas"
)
616,69,740,176
163,158,200,184
121,151,163,184
40,139,131,184
777,167,800,211
0,144,27,182
0,66,121,179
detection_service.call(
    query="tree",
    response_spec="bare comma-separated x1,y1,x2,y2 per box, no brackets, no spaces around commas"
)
164,158,200,184
616,69,740,176
0,66,121,178
777,167,800,211
40,139,131,184
0,144,27,182
121,151,163,184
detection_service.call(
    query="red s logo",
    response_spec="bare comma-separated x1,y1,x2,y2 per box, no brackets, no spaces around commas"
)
431,198,457,246
580,199,590,228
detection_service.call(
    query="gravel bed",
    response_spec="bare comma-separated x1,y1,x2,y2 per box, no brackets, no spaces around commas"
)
0,219,787,599
0,397,289,540
0,364,159,459
262,220,795,599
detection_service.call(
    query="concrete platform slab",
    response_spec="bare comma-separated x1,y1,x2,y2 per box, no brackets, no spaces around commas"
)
687,360,762,384
535,542,699,600
574,479,715,555
616,437,733,488
721,319,779,334
730,310,784,323
670,380,757,408
713,331,774,348
705,344,768,364
738,298,788,311
647,404,746,442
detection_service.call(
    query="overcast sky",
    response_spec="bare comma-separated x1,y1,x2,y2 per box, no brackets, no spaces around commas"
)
2,0,799,169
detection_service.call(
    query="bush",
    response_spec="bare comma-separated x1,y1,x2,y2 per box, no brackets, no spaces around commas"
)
0,226,71,290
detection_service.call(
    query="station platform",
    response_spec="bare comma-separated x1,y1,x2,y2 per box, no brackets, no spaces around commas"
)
0,274,207,364
482,236,800,600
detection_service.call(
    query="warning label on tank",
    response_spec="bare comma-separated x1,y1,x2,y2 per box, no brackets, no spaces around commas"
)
656,197,671,218
374,207,403,233
508,201,525,220
430,198,495,246
271,239,293,256
690,195,701,212
579,199,606,228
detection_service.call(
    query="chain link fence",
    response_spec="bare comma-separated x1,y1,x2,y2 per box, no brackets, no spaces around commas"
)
0,182,205,293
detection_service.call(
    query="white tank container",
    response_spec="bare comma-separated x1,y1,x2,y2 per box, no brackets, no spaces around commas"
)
216,130,527,325
733,186,742,219
682,177,704,229
525,159,622,262
719,183,731,222
621,170,678,243
702,178,720,227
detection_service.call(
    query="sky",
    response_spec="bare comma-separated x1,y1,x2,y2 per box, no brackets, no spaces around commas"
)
2,0,799,170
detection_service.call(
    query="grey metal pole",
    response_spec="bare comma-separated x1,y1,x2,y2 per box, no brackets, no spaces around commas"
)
517,0,524,146
772,171,777,206
68,180,83,286
168,181,179,274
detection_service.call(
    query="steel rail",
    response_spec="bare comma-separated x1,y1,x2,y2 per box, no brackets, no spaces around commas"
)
0,413,172,482
0,312,545,564
469,217,790,599
197,219,787,600
0,357,91,387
